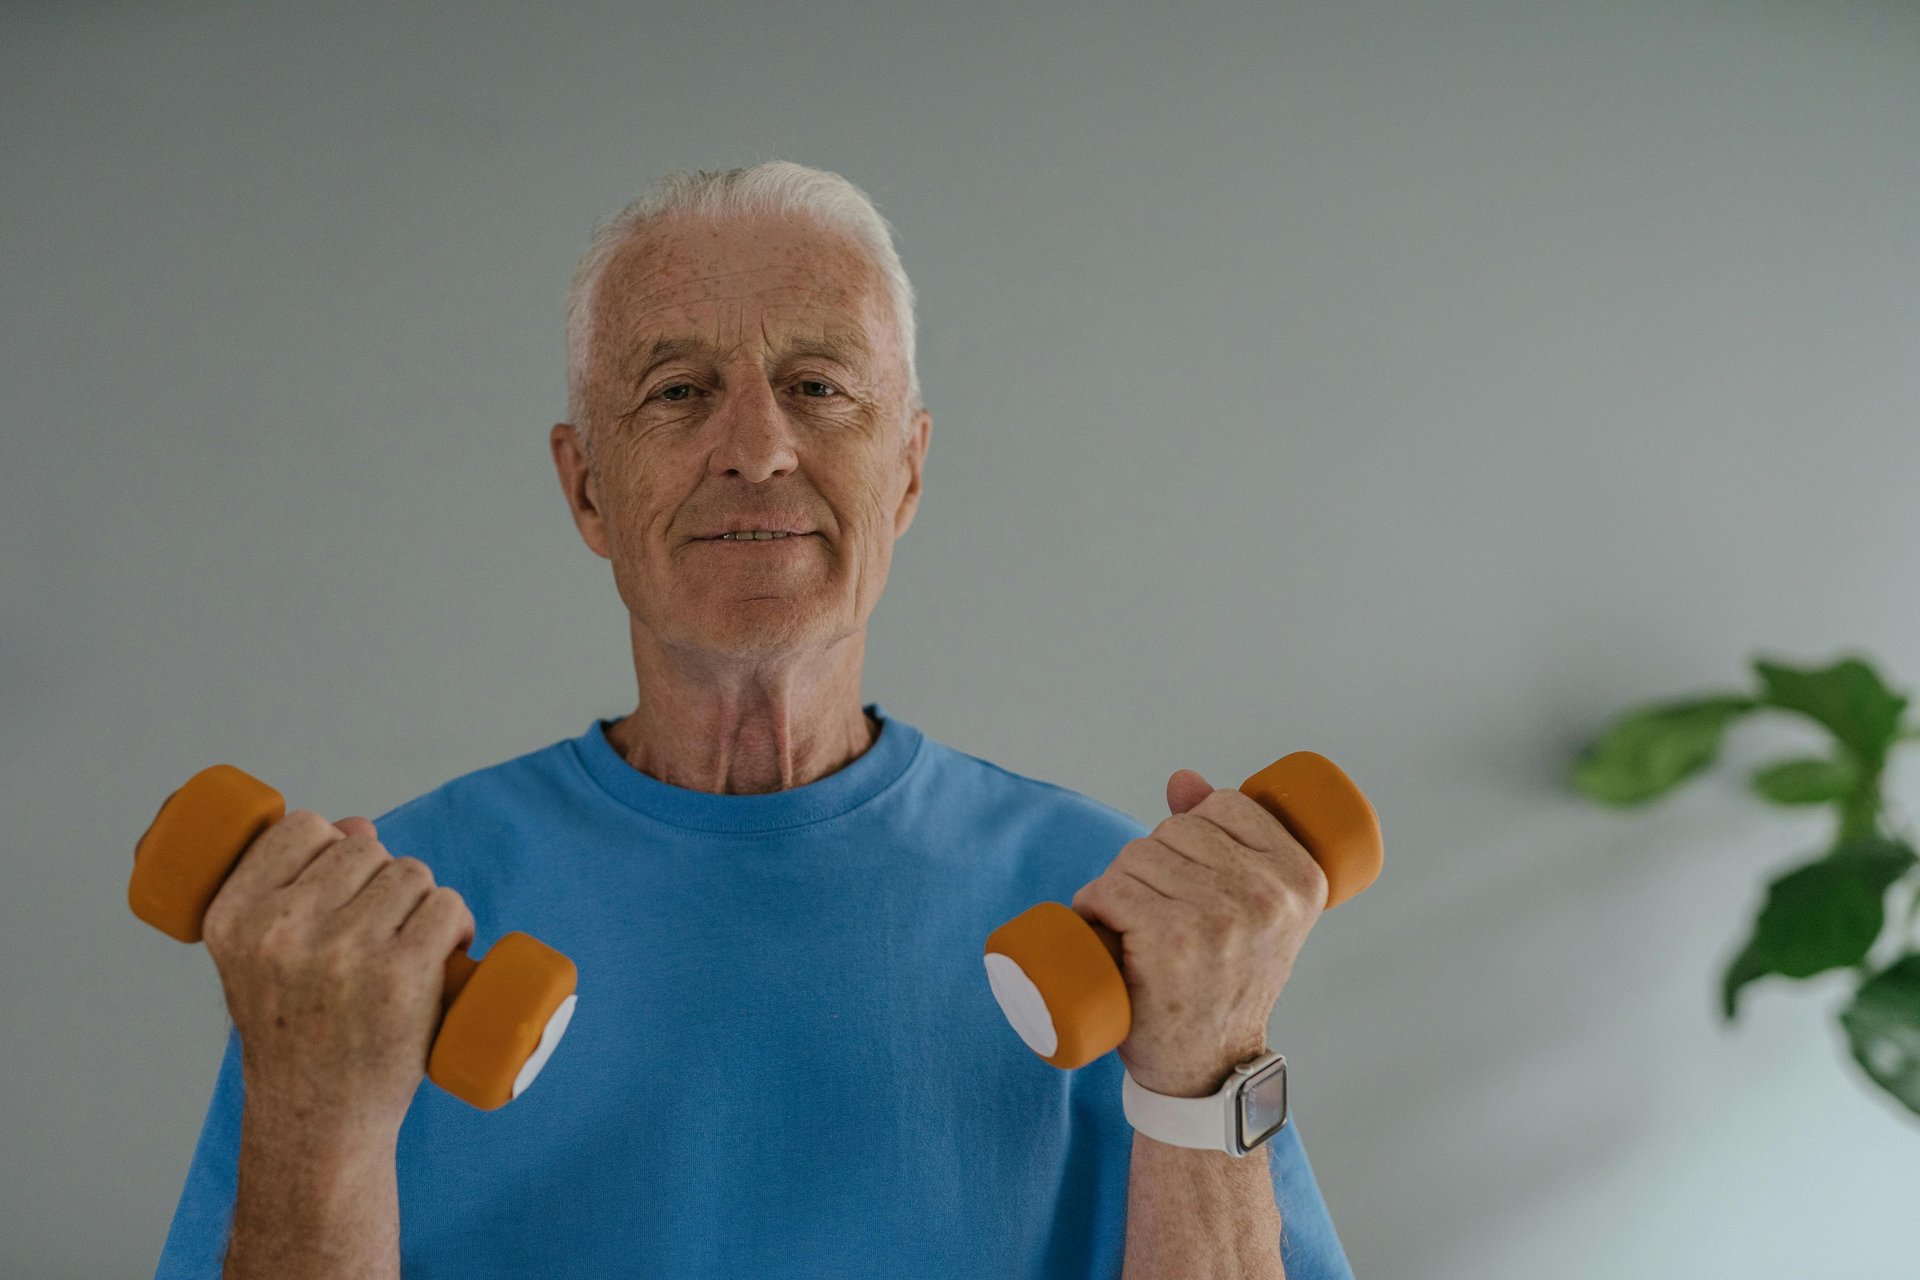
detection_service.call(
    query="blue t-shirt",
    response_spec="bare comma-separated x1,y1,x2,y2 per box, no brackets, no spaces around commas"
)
154,703,1353,1278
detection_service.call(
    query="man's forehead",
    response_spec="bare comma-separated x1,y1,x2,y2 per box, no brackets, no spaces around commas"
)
611,284,866,333
606,297,878,367
616,317,877,383
597,274,889,364
598,220,878,310
589,221,896,373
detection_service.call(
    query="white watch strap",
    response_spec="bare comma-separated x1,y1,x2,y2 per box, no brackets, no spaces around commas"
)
1122,1051,1285,1157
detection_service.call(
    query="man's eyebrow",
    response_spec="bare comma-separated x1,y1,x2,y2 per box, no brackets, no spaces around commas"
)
629,335,712,377
626,328,873,381
784,327,873,367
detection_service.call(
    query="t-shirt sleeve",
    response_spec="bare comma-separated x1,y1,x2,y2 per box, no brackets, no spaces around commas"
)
152,1022,244,1279
1271,1110,1356,1280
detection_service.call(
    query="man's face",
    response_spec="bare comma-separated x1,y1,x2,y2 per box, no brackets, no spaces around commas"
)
551,214,930,672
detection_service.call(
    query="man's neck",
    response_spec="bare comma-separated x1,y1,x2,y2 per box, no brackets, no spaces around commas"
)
604,699,879,796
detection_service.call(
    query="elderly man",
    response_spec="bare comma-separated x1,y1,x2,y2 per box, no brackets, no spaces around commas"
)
153,162,1352,1279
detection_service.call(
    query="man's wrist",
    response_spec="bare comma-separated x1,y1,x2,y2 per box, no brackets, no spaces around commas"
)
239,1089,402,1172
1127,1039,1270,1098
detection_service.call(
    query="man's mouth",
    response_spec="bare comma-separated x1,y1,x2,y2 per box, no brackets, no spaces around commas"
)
698,532,817,543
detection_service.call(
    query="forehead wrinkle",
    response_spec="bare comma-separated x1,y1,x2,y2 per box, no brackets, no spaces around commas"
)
609,257,842,304
609,281,863,343
634,268,818,303
615,317,876,386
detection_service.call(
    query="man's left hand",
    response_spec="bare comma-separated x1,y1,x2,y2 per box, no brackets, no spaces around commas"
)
1070,768,1329,1098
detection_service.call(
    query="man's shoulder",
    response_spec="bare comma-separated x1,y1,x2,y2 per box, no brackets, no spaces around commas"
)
368,730,584,844
917,736,1151,842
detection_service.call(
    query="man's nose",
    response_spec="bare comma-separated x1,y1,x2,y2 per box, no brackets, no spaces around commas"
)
704,376,800,482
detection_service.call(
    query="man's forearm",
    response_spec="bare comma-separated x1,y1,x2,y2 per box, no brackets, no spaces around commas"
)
223,1097,402,1280
1121,1132,1286,1280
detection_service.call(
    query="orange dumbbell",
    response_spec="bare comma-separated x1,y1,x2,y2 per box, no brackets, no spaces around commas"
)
983,751,1382,1069
129,764,579,1111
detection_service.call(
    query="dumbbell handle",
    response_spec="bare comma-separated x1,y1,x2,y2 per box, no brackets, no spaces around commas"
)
442,949,480,1007
984,750,1382,1070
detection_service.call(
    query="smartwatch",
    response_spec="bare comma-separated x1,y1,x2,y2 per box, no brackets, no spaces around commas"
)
1121,1050,1288,1158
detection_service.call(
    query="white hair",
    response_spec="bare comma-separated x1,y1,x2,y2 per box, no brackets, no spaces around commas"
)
564,161,922,448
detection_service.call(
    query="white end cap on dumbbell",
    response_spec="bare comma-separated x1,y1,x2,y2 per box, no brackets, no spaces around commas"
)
984,952,1057,1058
510,994,577,1099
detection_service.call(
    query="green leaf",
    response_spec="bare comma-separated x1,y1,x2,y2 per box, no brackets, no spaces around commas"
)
1720,837,1918,1020
1839,953,1920,1120
1571,694,1757,806
1749,756,1860,806
1752,654,1910,775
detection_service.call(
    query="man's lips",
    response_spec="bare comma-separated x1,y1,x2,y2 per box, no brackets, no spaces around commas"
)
695,532,819,543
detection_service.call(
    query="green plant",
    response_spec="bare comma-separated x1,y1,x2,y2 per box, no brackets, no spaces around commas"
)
1571,652,1920,1120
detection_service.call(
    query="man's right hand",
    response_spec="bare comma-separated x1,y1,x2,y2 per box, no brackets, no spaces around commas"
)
200,809,476,1136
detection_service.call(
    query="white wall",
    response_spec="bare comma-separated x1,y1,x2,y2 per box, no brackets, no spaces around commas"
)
5,0,1918,1275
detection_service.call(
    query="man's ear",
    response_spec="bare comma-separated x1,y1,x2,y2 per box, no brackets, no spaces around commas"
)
550,421,611,560
893,407,931,539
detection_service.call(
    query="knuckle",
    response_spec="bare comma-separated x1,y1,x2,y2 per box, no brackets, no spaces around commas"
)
1163,913,1201,956
321,837,384,878
1284,854,1329,909
402,887,472,947
415,883,466,919
317,933,362,975
282,808,330,836
199,899,234,947
253,920,306,975
253,899,298,944
210,894,271,953
1305,858,1330,899
331,830,381,857
1157,813,1206,842
384,856,434,886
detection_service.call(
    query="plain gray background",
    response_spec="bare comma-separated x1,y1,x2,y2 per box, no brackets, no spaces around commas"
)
6,0,1918,1276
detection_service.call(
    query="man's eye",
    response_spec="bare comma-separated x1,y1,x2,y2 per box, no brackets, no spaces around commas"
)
648,381,835,404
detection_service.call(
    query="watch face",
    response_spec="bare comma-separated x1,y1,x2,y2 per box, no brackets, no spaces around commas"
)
1237,1056,1288,1152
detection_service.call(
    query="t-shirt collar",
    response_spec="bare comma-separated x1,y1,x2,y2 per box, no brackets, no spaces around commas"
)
571,701,923,833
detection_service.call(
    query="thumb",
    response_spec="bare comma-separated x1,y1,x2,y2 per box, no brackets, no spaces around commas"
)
333,815,377,840
1166,768,1214,816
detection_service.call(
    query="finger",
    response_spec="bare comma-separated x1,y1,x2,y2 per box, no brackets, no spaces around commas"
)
1148,812,1240,874
1114,835,1232,907
397,886,476,957
1158,803,1307,896
1075,868,1217,972
286,831,393,914
1186,788,1302,859
342,856,438,939
219,809,353,902
1193,792,1331,908
1166,769,1214,816
1073,862,1177,939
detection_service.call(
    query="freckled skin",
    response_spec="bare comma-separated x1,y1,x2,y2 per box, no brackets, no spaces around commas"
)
548,214,931,795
